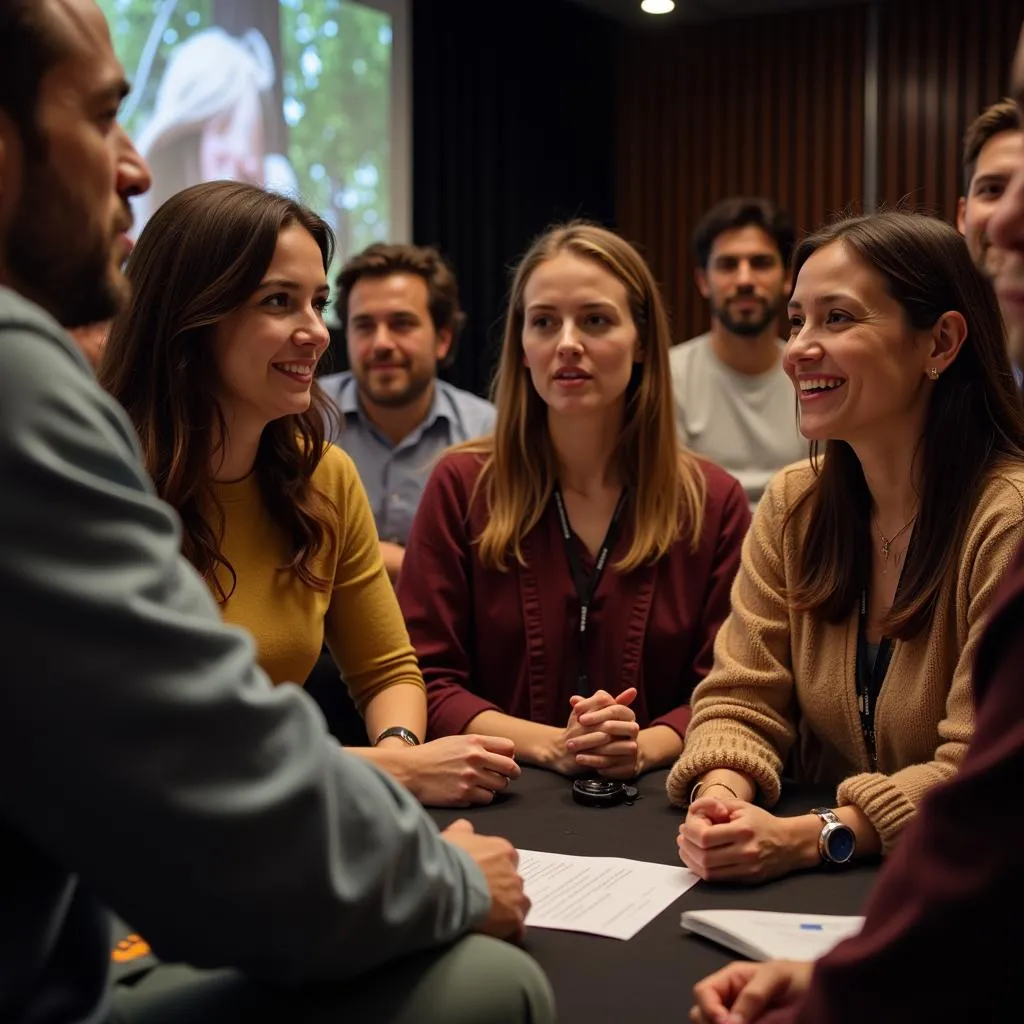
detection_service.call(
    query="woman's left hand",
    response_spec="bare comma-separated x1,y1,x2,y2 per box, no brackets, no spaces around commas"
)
677,797,817,883
567,688,640,778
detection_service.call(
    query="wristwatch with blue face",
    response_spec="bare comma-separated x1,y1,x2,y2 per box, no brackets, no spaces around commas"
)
810,807,856,865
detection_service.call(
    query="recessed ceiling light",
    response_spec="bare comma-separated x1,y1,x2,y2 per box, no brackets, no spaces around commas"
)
641,0,676,13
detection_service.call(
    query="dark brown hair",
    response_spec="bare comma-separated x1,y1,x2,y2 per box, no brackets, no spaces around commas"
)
786,211,1024,640
100,181,339,602
0,0,65,155
963,98,1020,193
692,196,796,270
335,242,466,365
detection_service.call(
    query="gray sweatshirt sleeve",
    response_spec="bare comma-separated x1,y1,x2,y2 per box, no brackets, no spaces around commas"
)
0,308,490,982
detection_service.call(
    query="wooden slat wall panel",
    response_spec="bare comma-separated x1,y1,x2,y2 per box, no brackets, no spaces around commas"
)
617,6,867,342
877,0,1024,219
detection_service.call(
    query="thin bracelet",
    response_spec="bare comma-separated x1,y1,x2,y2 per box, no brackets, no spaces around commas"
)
689,779,739,804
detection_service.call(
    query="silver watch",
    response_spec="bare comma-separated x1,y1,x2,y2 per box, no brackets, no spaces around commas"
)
810,807,856,865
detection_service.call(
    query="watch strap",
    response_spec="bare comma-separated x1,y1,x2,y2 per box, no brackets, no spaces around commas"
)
810,806,839,826
374,726,420,747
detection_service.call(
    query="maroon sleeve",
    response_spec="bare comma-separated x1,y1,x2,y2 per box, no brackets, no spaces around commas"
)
396,456,502,739
651,468,749,738
760,549,1024,1024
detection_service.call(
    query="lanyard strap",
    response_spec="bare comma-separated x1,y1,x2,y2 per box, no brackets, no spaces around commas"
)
855,527,917,769
855,590,895,770
552,486,629,694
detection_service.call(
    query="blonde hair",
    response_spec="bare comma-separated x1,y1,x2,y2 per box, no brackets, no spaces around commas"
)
458,220,706,571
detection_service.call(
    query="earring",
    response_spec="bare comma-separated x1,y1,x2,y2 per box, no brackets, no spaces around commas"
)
928,367,940,380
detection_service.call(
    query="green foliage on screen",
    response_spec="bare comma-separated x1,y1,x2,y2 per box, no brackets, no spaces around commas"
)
97,1,215,140
97,0,393,272
280,0,392,261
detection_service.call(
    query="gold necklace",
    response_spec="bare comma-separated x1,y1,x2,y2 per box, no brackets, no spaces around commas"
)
877,514,917,562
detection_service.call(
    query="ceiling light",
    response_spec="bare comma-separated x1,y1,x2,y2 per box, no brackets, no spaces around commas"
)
641,0,676,13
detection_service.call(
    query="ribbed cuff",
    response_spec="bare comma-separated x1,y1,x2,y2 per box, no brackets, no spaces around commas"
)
836,772,918,853
666,731,782,808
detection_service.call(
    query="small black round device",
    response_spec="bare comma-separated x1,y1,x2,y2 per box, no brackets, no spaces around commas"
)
571,778,639,808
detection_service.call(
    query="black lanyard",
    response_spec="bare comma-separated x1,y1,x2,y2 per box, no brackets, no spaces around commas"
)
855,531,915,769
856,590,898,771
552,485,629,694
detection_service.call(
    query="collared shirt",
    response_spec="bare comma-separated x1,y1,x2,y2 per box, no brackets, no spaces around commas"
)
319,371,496,546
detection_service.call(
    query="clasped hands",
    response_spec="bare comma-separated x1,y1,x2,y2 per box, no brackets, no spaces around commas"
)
554,686,641,779
677,793,816,884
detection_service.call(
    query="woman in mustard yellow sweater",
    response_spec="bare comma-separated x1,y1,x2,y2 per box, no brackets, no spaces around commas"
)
101,181,518,807
670,211,1024,881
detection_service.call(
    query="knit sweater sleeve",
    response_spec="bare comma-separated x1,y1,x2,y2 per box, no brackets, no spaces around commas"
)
666,467,802,807
321,447,425,714
836,485,1024,850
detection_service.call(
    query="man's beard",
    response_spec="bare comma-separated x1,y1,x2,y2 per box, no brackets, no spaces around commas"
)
359,364,434,409
4,160,127,328
713,295,780,338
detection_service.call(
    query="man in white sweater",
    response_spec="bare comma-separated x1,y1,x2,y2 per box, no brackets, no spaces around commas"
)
0,2,553,1022
670,196,807,507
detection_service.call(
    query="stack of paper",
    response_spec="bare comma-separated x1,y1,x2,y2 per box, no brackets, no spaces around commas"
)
680,909,864,961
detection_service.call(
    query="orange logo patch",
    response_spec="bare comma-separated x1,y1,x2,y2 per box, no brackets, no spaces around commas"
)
112,934,151,963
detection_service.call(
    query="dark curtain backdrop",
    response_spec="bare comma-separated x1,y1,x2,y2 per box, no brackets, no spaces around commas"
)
617,3,868,344
408,0,617,397
877,0,1024,214
617,0,1024,344
329,0,1024,395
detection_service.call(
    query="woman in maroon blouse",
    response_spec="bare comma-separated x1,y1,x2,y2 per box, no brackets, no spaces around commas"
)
397,222,750,780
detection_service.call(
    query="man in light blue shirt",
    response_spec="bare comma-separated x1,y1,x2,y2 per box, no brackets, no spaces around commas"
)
321,244,495,581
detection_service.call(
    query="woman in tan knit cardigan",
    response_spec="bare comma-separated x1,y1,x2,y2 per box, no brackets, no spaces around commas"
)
670,211,1024,882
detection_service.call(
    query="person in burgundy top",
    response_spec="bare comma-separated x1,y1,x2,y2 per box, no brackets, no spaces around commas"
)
397,221,750,781
688,28,1024,1022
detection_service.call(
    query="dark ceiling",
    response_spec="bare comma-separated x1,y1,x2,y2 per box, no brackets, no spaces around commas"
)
566,0,881,27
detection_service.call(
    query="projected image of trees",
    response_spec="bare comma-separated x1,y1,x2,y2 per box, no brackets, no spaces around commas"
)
281,0,391,259
98,0,392,260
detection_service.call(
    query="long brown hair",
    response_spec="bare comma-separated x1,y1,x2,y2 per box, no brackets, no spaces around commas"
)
459,220,706,571
787,211,1024,639
100,181,339,602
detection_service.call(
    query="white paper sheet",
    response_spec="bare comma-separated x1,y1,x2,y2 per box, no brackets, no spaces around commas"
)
518,849,700,940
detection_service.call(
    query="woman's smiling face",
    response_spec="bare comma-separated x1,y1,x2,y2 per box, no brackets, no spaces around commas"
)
784,240,938,444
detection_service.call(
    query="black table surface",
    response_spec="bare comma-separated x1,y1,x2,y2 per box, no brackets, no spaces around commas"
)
428,767,879,1024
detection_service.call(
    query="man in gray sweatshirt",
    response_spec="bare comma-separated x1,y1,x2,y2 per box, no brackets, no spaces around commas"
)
0,2,555,1022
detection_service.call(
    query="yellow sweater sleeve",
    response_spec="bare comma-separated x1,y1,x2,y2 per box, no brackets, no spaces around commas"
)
321,449,425,715
836,497,1024,850
666,468,801,807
